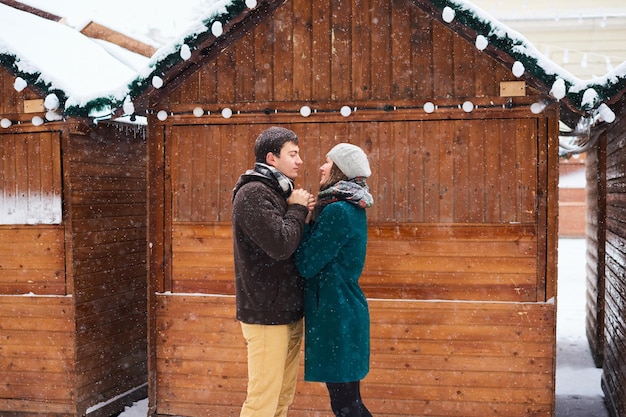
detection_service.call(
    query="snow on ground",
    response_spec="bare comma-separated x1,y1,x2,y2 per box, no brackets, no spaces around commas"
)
556,238,603,396
116,398,147,417
117,238,606,417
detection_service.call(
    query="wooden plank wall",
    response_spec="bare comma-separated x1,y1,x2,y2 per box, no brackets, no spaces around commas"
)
167,118,542,301
147,0,559,415
559,188,586,237
66,124,148,416
167,117,540,226
585,142,605,367
601,96,626,417
0,295,76,416
155,294,555,417
0,131,63,226
559,156,587,238
0,123,73,415
171,223,538,301
0,225,65,294
0,130,64,294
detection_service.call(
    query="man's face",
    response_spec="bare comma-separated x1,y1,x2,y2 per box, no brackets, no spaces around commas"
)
267,141,303,180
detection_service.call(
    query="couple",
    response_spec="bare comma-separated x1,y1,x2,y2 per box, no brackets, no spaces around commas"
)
232,126,374,417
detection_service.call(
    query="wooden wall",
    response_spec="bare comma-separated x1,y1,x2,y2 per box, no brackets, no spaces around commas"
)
0,89,74,414
0,66,148,416
155,295,555,417
65,123,149,417
166,118,545,302
147,0,560,416
585,141,605,367
599,95,626,417
0,295,76,416
559,156,587,238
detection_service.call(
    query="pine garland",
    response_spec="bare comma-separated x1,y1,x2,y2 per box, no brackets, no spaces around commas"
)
2,0,625,119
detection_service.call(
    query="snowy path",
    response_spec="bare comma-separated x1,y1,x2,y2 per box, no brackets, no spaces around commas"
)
555,238,608,417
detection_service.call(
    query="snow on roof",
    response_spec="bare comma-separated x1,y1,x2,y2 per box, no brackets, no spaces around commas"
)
1,0,625,121
0,2,137,116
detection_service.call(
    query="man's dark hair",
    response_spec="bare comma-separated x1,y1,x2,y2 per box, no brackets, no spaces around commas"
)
254,127,298,163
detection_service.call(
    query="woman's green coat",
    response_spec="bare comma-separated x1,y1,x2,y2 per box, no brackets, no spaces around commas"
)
295,200,370,383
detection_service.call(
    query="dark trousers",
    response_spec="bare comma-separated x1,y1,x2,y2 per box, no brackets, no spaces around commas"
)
326,381,373,417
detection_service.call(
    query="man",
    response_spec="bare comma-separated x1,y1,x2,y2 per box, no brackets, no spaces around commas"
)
232,126,313,417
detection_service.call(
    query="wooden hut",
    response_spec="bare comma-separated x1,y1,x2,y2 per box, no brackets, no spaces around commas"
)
558,154,587,238
584,84,626,417
113,0,613,416
0,4,148,416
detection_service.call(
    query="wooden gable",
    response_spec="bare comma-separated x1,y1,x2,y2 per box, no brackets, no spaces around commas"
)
146,1,559,417
0,65,47,121
162,0,531,109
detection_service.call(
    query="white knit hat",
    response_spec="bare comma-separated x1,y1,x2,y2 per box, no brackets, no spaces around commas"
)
327,143,371,179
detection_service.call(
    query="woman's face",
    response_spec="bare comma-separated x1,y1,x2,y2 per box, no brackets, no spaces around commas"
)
319,157,333,186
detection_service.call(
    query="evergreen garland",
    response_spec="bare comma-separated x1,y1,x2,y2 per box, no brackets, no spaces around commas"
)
430,0,626,111
2,0,625,120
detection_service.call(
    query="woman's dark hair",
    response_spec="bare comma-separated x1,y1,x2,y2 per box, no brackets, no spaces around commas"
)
254,127,298,163
320,162,348,191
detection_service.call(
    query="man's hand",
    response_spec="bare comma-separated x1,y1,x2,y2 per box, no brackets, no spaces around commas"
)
288,188,312,207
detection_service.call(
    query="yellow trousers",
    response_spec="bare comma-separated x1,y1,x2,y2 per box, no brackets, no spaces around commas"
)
240,319,303,417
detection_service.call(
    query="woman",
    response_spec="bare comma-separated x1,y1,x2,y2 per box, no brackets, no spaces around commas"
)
295,143,374,417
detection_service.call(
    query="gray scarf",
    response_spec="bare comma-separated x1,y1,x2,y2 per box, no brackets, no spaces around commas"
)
253,163,294,197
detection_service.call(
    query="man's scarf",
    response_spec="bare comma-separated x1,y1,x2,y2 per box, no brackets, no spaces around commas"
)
253,162,294,197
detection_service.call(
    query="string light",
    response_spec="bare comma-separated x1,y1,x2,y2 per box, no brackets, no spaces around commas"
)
221,107,233,118
512,61,525,78
462,101,475,113
140,99,555,122
152,76,164,89
541,43,624,73
180,44,191,60
300,106,312,117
